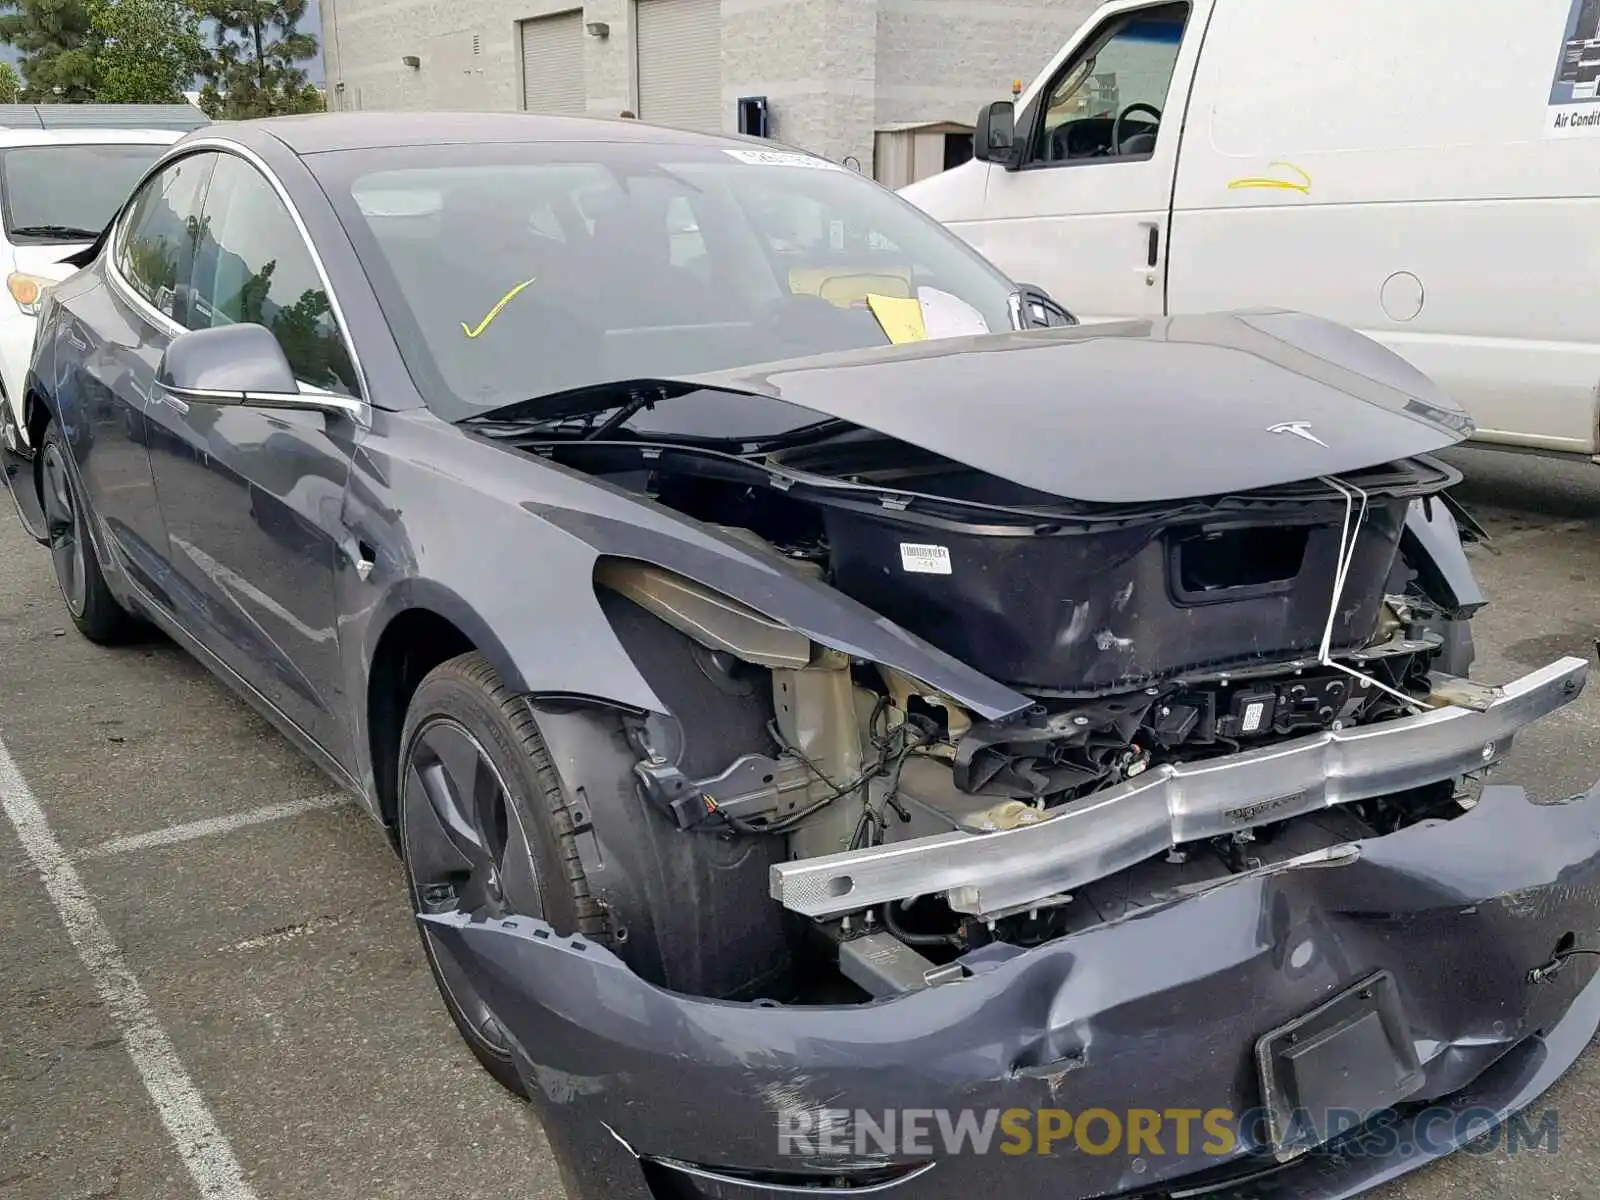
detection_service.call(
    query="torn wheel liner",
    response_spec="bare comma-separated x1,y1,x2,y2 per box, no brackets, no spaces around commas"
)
421,781,1600,1200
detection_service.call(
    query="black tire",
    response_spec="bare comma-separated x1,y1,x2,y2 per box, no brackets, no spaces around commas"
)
396,651,606,1097
37,419,138,644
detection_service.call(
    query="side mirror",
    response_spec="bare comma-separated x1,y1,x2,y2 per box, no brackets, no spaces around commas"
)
156,323,361,420
973,99,1016,165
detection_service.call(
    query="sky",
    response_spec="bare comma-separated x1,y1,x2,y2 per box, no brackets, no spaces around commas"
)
0,2,327,86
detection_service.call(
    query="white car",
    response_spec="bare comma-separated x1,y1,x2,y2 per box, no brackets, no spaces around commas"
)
0,105,207,451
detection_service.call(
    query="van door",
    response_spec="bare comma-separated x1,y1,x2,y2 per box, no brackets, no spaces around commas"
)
961,0,1212,323
1167,0,1600,455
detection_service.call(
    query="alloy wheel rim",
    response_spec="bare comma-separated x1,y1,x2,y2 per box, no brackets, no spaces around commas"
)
40,442,87,618
400,716,544,1058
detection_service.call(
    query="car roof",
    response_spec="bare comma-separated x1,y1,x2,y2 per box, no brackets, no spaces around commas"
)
205,110,795,158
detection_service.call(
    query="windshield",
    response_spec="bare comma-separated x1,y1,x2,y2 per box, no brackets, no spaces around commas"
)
314,142,1023,422
0,143,169,241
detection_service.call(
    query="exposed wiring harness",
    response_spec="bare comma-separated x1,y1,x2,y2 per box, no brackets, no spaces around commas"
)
1529,947,1600,984
882,897,958,947
701,698,932,838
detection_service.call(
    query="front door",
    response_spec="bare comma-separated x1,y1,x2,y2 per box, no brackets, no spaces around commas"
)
70,151,216,603
966,0,1209,323
142,150,364,764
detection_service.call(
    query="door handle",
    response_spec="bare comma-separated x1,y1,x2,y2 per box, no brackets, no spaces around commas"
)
153,386,189,415
1146,225,1160,268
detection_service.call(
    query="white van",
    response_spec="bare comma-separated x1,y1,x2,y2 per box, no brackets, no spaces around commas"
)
900,0,1600,459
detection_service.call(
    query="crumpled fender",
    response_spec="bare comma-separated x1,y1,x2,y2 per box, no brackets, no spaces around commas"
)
525,501,1033,719
344,414,1033,724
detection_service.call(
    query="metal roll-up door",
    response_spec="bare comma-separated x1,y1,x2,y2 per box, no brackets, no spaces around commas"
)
635,0,723,131
520,11,585,114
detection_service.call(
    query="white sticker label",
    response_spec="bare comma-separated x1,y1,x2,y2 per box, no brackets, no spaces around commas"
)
1241,701,1266,734
899,543,952,575
722,148,844,170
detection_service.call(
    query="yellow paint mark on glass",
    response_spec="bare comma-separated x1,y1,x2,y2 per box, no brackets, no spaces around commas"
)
461,276,538,338
866,293,927,344
1227,162,1312,194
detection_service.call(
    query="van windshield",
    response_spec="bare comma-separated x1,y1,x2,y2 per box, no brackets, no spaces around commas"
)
313,142,1023,422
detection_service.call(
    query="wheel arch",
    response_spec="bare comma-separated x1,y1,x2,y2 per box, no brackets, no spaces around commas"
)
365,603,481,831
361,575,661,827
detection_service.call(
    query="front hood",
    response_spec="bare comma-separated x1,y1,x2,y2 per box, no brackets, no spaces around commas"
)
12,242,90,283
673,309,1473,504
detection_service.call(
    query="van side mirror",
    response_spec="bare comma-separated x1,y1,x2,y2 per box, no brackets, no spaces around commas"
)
973,100,1016,164
1011,284,1078,329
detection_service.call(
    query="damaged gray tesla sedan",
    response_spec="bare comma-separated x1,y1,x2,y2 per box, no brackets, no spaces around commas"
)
5,113,1600,1200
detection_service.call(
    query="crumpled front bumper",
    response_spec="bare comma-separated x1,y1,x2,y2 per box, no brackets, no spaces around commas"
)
425,781,1600,1200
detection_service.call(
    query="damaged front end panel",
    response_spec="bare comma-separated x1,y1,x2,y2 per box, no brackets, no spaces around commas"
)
446,316,1599,1198
534,419,1587,958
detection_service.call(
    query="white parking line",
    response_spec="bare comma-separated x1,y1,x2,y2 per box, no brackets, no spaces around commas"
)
78,792,350,860
0,732,260,1200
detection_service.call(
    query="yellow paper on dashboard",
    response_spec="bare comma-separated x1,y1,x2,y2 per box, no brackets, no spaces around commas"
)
865,293,928,344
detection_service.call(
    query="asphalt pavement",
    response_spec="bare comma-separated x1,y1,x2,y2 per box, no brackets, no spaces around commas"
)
3,443,1600,1199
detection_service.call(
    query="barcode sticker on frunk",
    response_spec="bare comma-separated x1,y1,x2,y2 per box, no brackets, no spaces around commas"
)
899,543,952,575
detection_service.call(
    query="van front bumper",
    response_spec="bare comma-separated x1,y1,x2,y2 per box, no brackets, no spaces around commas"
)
423,779,1600,1200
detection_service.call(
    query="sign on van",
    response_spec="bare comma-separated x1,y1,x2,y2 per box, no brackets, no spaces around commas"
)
1547,0,1600,136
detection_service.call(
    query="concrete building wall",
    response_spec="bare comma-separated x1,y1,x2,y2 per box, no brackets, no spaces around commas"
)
318,0,1098,164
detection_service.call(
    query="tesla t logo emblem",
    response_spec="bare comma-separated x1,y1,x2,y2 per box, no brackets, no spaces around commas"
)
1267,421,1328,447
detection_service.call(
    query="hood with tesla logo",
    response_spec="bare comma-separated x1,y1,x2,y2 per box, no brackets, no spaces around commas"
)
667,308,1473,504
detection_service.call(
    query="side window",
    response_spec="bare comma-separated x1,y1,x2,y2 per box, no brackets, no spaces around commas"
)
115,153,214,323
190,154,360,397
1021,2,1190,168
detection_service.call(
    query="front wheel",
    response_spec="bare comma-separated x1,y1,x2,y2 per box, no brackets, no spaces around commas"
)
38,420,137,644
396,651,608,1096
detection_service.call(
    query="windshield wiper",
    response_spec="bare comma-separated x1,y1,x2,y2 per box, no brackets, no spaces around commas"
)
459,377,748,431
9,224,101,240
456,374,847,451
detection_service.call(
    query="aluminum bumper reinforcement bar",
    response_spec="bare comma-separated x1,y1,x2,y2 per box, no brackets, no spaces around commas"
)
770,656,1590,920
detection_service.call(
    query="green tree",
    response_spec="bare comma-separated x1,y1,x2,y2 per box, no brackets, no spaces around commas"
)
193,0,322,118
0,60,21,101
89,0,201,103
0,0,98,100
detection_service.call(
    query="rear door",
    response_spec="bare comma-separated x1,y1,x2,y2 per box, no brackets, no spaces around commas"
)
143,150,364,762
963,0,1211,323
